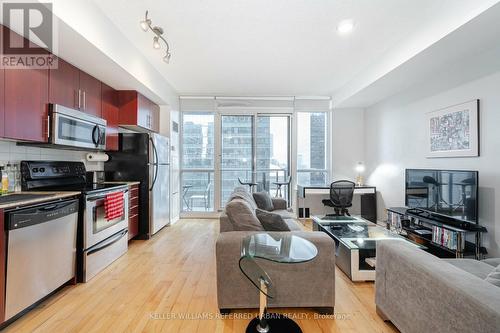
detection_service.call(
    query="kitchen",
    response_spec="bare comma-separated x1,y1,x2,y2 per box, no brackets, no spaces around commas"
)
0,22,171,328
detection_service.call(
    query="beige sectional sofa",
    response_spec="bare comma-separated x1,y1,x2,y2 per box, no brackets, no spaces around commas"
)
376,240,500,333
216,187,336,313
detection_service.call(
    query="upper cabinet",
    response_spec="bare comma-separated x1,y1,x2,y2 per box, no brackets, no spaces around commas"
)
49,58,102,117
48,58,79,109
101,83,119,151
3,29,49,142
0,67,4,138
117,91,159,133
79,71,102,117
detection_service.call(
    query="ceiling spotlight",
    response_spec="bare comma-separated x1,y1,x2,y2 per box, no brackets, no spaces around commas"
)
163,52,171,63
140,10,172,63
153,36,161,49
140,11,151,31
337,19,355,35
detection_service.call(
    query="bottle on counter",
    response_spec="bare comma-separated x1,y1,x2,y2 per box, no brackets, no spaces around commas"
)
0,165,8,195
6,163,15,193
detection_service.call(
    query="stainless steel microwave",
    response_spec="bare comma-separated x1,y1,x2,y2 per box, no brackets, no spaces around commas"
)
49,104,107,150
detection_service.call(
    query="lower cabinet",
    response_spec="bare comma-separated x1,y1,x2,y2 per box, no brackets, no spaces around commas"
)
128,183,140,240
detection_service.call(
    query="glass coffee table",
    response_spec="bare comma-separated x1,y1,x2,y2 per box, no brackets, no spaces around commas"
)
312,215,424,281
240,233,317,333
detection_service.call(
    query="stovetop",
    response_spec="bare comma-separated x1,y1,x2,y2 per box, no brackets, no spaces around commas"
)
40,183,128,194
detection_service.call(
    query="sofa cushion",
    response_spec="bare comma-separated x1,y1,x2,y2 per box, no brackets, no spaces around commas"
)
284,219,302,231
272,209,295,219
485,264,500,287
482,258,500,267
228,190,257,211
253,191,274,211
443,259,494,279
225,199,264,231
255,209,290,231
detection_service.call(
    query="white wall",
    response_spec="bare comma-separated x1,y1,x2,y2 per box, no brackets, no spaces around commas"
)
159,106,180,223
365,70,500,257
332,108,365,180
0,139,103,171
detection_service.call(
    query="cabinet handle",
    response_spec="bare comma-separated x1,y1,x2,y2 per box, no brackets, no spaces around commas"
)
78,89,81,109
46,115,50,138
83,91,86,110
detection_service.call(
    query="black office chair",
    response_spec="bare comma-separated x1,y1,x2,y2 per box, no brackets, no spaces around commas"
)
322,180,356,216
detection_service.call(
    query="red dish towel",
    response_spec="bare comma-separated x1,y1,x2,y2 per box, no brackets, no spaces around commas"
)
104,192,124,221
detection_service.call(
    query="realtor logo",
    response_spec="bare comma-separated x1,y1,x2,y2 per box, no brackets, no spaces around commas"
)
1,1,58,69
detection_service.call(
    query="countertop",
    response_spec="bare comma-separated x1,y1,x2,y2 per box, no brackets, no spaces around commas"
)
0,191,81,210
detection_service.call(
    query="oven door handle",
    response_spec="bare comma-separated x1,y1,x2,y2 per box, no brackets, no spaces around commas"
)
87,229,128,255
87,189,129,202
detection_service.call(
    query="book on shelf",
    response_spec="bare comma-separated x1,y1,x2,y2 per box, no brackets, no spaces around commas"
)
431,226,465,250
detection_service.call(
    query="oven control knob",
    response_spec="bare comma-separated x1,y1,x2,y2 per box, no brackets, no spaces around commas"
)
39,167,45,173
32,168,39,173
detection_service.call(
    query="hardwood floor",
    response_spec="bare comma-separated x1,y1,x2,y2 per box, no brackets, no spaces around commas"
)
4,219,398,333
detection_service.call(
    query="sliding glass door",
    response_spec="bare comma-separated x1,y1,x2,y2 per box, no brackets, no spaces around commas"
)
256,115,290,199
220,115,254,205
181,113,215,212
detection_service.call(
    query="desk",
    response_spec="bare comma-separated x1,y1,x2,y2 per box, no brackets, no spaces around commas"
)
297,183,377,222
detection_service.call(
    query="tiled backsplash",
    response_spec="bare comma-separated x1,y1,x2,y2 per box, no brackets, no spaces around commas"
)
0,139,104,171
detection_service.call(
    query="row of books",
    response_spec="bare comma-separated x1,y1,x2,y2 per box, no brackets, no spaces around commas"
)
431,226,465,250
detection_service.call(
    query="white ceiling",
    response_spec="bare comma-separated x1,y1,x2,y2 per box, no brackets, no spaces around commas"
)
93,0,499,99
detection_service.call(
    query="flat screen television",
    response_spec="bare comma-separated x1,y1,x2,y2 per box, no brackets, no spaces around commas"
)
405,169,478,224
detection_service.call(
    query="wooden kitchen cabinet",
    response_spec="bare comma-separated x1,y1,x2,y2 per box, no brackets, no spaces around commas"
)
101,83,119,151
79,71,102,117
4,67,48,142
128,183,140,240
0,68,4,138
0,208,5,324
3,29,48,142
117,91,159,132
49,58,80,109
49,58,101,117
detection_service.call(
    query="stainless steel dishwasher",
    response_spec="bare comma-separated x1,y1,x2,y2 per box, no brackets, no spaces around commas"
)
5,199,79,320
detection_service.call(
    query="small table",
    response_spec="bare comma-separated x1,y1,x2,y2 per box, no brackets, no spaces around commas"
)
312,215,424,281
240,233,317,333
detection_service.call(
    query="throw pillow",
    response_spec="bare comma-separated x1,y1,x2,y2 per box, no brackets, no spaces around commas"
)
253,191,274,211
225,199,264,231
255,209,290,231
485,264,500,287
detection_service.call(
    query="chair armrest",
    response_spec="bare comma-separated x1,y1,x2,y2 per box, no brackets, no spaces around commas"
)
376,240,500,333
271,198,287,210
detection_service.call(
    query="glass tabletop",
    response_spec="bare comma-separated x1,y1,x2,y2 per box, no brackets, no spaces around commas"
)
313,216,424,250
239,233,318,298
241,233,318,263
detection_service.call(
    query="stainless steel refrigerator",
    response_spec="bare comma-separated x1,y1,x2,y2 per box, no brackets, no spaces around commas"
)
105,132,170,238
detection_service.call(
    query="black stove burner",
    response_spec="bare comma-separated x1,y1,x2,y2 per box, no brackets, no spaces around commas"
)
41,183,128,194
21,161,128,194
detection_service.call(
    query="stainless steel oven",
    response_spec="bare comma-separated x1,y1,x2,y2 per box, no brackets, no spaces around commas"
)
50,104,106,150
82,187,129,282
84,189,129,249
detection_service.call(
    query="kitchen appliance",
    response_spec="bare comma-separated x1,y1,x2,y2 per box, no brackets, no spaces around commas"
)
5,199,79,320
19,104,107,150
105,133,170,238
21,161,129,282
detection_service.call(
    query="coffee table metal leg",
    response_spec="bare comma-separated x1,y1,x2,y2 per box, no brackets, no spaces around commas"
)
257,279,269,333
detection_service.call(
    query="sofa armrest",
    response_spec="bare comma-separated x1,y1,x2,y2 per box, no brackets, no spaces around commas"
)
271,198,287,210
216,231,335,309
376,240,500,333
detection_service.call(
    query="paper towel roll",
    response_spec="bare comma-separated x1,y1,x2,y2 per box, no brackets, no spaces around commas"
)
86,153,109,162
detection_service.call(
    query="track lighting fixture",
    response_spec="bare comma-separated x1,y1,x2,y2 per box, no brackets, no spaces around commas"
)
140,10,172,63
